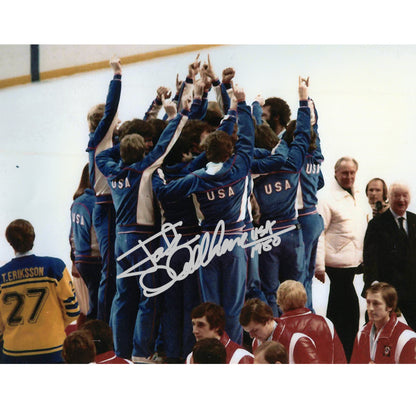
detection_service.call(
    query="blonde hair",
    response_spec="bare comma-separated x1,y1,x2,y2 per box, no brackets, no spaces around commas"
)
276,280,307,313
87,103,105,132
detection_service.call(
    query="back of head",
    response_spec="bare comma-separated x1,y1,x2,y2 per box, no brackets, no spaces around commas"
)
277,280,307,313
120,134,145,164
204,102,223,127
164,132,193,166
148,118,168,145
239,298,274,326
80,319,113,355
255,124,280,151
366,282,398,314
73,163,91,200
87,103,105,133
255,340,288,364
62,330,96,364
118,118,155,141
192,338,227,364
264,97,291,127
6,219,35,253
191,302,226,336
205,130,233,163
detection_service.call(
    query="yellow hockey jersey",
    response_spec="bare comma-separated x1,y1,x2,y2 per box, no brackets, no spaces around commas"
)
0,254,80,357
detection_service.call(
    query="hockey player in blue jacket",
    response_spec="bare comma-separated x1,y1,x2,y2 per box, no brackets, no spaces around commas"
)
251,77,312,316
69,163,102,321
152,84,254,344
96,94,191,360
297,99,325,312
85,57,121,323
152,93,241,361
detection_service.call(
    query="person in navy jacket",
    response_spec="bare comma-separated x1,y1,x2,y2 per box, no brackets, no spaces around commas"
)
250,77,312,316
85,57,121,323
96,94,191,360
152,83,254,344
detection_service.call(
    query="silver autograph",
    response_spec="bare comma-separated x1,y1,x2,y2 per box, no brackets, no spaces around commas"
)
117,220,295,297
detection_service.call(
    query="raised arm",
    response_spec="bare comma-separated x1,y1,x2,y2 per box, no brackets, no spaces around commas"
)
144,86,171,121
88,56,122,148
233,84,255,171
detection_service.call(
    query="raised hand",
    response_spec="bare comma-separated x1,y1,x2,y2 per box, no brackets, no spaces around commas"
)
194,79,206,98
175,74,183,94
298,76,309,101
161,93,177,120
232,84,245,102
222,67,235,85
253,94,265,106
188,53,201,79
110,56,122,75
181,94,192,112
202,54,217,81
157,86,172,101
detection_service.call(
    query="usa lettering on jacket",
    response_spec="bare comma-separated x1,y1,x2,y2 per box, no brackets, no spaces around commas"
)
206,186,235,200
305,163,321,175
111,177,131,189
264,180,292,194
72,213,86,226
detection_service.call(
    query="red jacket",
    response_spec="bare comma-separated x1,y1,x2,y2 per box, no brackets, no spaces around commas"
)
252,319,319,364
95,350,134,364
350,313,416,364
186,332,254,364
279,308,347,363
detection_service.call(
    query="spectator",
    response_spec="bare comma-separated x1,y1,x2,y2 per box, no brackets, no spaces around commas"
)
254,340,288,364
350,282,416,364
363,182,416,330
186,302,253,364
192,338,227,364
277,280,347,363
239,298,319,363
365,177,389,220
62,330,96,364
0,219,80,363
81,319,133,364
315,156,368,361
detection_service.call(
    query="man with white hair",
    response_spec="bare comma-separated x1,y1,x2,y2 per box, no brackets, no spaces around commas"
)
363,182,416,330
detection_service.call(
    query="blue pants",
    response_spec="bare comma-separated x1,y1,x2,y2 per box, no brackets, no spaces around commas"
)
298,213,324,312
76,262,101,320
93,202,117,323
259,225,306,316
199,232,247,344
158,233,202,361
244,224,267,302
111,228,158,359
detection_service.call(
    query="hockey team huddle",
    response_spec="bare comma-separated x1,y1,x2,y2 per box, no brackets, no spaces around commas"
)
1,53,416,364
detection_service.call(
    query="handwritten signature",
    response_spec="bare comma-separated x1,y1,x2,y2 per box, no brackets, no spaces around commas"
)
117,220,295,297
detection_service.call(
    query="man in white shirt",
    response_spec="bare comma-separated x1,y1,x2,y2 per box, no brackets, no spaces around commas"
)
315,156,368,362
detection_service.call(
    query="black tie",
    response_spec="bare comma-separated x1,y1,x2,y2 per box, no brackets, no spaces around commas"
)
398,217,407,237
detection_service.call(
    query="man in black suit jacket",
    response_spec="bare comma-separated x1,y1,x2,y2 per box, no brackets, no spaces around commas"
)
363,182,416,330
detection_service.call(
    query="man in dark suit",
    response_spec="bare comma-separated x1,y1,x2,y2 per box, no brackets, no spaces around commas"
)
363,182,416,330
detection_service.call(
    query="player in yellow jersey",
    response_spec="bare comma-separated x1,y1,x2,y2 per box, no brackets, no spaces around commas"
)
0,219,80,363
